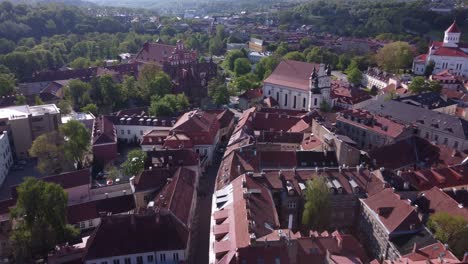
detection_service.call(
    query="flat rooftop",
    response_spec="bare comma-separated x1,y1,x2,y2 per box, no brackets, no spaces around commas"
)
0,104,60,120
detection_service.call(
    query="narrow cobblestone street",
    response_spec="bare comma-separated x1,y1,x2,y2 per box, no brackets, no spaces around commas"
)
191,152,222,264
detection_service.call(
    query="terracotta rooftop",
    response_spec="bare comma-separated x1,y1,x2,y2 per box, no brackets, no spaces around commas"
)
382,242,461,264
83,214,188,261
92,116,116,145
264,60,320,91
67,194,135,224
445,21,461,33
152,167,196,227
414,187,468,221
363,188,421,233
134,42,177,65
400,164,468,190
337,109,410,139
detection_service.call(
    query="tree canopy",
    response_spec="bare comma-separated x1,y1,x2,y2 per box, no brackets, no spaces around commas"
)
122,149,147,177
375,41,414,73
60,120,90,168
427,212,468,258
302,177,330,231
408,77,442,94
149,93,189,116
233,58,251,76
29,131,72,175
10,177,79,262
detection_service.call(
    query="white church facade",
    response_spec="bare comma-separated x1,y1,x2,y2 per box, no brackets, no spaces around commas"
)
413,21,468,77
263,60,332,111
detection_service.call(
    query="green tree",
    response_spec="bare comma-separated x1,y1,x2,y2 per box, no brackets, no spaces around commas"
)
424,60,435,77
69,57,91,69
10,178,79,262
148,72,172,97
232,73,260,92
57,100,72,115
66,79,91,109
347,67,362,87
15,94,27,105
60,120,90,168
427,212,468,258
122,149,147,177
222,50,246,72
302,177,330,231
29,132,71,174
233,58,251,76
283,51,305,62
0,73,15,96
34,96,44,105
208,77,229,105
375,41,414,73
149,93,189,116
255,56,279,80
408,77,442,94
81,103,98,116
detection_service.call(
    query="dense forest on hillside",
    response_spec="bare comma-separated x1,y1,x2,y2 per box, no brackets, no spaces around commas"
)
281,0,467,38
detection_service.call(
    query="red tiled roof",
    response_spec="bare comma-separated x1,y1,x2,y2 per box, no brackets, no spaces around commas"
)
264,60,320,91
385,242,461,264
134,42,176,65
171,110,220,145
432,46,468,58
153,167,196,227
337,109,409,139
363,188,421,233
146,149,199,168
401,164,468,190
67,194,135,224
446,21,460,33
133,168,175,192
42,169,90,190
239,88,263,100
331,80,371,105
415,187,468,221
84,214,188,261
92,116,116,145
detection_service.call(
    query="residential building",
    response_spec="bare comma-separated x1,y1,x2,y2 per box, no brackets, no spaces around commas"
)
248,51,271,63
362,99,468,150
0,104,60,159
362,67,401,90
359,188,433,261
395,92,458,115
336,109,414,150
83,214,188,264
263,60,332,111
377,242,463,264
431,69,466,91
92,116,118,165
0,131,12,186
413,21,468,77
330,80,372,109
238,88,263,110
61,112,95,131
167,110,221,164
248,37,267,52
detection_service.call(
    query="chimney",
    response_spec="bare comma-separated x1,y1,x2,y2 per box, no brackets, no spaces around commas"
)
123,190,127,195
237,165,241,175
105,193,109,199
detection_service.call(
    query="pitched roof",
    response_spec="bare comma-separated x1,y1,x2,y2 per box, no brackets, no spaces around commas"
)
414,187,468,221
239,88,263,100
152,167,196,227
337,109,410,139
446,21,460,33
67,195,135,224
133,168,175,192
384,242,461,264
263,60,320,91
42,169,90,190
92,116,116,145
400,164,468,190
83,214,188,261
146,149,199,168
171,110,220,145
134,42,176,65
362,188,421,233
363,100,468,140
